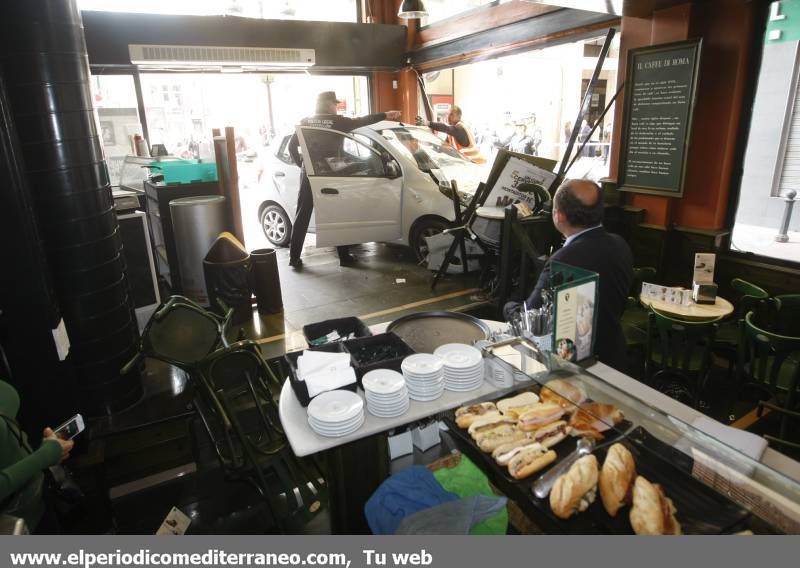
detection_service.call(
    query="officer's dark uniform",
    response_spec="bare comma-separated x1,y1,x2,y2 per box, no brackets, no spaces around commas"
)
287,111,388,265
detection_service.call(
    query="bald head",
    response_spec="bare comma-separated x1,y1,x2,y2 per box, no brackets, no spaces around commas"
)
552,178,603,232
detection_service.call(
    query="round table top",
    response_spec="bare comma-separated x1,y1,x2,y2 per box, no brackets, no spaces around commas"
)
639,293,734,321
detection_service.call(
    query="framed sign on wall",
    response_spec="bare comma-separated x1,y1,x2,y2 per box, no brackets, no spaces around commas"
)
618,39,702,198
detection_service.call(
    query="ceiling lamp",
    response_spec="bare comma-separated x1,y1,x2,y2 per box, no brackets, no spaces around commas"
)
398,0,428,19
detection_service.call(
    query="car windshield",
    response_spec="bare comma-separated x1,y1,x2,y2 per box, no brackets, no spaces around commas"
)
380,126,468,172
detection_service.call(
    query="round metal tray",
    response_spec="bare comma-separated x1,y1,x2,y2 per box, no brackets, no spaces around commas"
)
387,311,490,353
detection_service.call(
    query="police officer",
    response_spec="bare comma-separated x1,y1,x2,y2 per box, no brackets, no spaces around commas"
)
287,91,401,269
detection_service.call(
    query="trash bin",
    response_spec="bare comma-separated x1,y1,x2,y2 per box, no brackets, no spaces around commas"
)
203,232,253,324
170,195,227,305
251,248,283,314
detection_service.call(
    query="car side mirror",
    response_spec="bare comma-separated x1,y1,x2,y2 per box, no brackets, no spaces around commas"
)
385,160,401,179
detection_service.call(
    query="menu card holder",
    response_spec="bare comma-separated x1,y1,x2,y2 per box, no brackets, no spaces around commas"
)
549,261,599,364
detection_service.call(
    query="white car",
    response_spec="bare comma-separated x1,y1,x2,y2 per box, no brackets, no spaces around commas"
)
255,121,487,259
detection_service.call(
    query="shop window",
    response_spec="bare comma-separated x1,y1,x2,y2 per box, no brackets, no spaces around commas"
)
730,0,800,263
78,0,358,23
89,74,142,183
424,33,619,182
301,129,387,177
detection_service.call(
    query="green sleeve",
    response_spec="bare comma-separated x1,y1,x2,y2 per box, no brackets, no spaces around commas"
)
0,423,61,502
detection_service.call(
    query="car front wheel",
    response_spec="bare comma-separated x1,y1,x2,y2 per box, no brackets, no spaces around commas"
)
260,204,292,247
410,217,451,262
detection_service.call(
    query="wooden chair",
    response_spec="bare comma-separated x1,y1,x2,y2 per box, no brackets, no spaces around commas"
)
773,294,800,337
712,278,769,377
738,311,800,450
645,309,718,408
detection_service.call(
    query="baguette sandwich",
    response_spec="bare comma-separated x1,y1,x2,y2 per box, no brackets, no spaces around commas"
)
629,476,681,535
477,427,529,453
517,402,565,431
549,454,599,519
455,402,498,428
529,420,571,449
496,391,540,415
540,378,587,411
467,413,509,437
507,445,557,480
599,443,636,517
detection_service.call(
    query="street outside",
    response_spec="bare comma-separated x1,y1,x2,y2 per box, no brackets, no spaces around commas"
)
731,222,800,263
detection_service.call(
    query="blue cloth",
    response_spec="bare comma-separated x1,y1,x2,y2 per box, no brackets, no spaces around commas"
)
364,466,458,535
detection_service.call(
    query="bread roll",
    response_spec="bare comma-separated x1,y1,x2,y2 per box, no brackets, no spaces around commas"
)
549,454,599,519
496,391,539,415
455,402,498,428
629,477,681,535
599,443,636,517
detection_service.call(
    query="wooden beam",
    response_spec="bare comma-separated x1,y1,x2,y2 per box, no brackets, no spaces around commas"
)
413,16,619,71
417,1,561,48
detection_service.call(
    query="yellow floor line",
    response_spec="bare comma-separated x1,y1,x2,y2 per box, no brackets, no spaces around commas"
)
255,287,481,345
731,406,770,430
358,288,481,321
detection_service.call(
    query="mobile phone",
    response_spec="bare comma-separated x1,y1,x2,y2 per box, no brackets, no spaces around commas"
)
54,414,85,440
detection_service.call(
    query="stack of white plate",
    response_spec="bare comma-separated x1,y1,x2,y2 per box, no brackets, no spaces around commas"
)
401,354,445,401
434,343,484,392
362,369,410,418
306,390,364,437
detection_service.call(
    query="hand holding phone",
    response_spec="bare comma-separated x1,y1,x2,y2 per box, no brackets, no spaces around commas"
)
54,414,85,440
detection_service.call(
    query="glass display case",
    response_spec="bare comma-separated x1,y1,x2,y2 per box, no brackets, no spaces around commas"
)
444,336,800,534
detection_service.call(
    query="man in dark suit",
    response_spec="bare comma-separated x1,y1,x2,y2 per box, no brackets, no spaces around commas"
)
505,179,633,371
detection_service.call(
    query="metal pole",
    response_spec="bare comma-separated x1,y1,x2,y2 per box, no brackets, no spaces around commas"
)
133,70,150,144
775,189,797,243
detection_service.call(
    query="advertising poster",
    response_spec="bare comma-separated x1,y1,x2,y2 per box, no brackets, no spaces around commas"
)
484,156,556,208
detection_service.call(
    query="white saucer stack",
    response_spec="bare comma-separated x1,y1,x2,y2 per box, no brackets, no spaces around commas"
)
433,343,484,392
401,354,445,401
306,390,364,437
362,369,410,418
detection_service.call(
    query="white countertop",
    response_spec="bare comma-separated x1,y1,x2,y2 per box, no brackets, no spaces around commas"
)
276,319,800,484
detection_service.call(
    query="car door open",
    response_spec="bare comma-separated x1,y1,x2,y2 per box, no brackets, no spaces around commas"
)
296,126,403,247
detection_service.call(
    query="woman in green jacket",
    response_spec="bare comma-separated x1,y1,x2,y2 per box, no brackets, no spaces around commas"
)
1,379,73,533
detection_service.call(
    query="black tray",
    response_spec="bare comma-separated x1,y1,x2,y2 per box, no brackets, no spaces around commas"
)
443,387,753,534
285,343,358,407
343,332,415,384
303,317,371,346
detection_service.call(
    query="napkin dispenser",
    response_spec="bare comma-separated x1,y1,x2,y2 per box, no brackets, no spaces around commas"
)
692,282,718,305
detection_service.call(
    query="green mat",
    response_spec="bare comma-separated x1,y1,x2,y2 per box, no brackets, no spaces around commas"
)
433,455,508,535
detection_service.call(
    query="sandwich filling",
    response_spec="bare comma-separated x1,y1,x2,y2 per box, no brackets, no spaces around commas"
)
496,442,543,464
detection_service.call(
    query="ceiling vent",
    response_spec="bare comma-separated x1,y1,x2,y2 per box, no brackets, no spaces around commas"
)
128,45,316,68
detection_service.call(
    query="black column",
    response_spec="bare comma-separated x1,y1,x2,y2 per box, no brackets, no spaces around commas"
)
0,0,142,415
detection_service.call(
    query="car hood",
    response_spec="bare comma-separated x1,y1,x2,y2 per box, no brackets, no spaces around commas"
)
429,162,485,195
